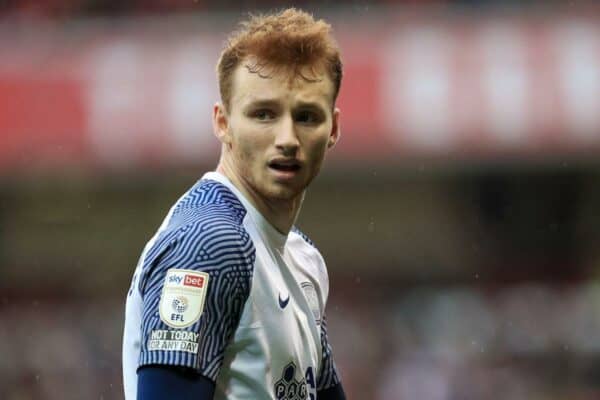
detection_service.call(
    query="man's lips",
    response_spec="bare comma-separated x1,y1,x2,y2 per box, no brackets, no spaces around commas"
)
267,159,302,172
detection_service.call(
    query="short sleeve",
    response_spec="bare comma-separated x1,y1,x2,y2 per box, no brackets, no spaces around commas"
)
317,314,342,391
137,221,255,381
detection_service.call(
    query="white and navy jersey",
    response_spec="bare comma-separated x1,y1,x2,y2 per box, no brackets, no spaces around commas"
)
123,171,341,399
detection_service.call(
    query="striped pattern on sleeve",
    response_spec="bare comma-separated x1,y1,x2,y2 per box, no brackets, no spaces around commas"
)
137,180,256,381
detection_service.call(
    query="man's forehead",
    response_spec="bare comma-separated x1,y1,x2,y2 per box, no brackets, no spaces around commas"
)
231,61,334,106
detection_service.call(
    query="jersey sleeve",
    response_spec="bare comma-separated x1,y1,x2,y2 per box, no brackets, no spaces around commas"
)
316,314,343,391
136,220,255,382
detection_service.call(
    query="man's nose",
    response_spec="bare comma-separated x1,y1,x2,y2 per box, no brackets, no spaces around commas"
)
274,115,299,155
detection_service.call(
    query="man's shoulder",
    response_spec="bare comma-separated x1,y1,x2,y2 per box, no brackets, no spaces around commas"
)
289,226,327,271
290,226,318,250
167,178,247,230
167,177,254,253
144,179,255,270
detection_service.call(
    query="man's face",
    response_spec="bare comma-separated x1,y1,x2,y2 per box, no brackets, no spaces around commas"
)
214,62,340,203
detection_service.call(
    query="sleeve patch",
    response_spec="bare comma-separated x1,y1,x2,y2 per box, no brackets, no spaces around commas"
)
159,269,210,329
148,330,199,354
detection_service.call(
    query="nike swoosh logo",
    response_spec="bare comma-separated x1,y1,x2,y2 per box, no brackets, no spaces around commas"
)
278,293,290,309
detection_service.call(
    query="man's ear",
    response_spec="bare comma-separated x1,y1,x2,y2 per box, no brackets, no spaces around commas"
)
213,103,231,145
328,107,341,149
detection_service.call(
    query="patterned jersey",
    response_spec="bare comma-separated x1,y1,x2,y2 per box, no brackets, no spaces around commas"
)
122,171,341,399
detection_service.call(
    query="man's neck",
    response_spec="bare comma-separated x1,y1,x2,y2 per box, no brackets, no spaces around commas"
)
216,163,302,235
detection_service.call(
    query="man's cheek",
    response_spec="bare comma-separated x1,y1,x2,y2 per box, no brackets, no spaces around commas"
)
234,142,252,163
307,144,327,165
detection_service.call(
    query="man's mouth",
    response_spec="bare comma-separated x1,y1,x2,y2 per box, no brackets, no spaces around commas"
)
268,160,301,172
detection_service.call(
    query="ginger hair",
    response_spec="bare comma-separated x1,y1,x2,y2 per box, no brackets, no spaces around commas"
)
217,8,343,111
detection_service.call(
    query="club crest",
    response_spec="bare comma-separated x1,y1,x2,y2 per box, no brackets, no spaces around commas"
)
301,282,321,325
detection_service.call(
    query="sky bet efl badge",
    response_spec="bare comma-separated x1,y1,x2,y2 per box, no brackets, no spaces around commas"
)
159,269,209,329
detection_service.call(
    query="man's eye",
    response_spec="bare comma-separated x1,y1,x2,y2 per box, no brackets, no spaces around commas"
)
295,111,321,124
253,110,275,121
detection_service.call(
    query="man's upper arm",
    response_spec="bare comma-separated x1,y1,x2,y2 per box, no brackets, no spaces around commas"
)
137,221,255,381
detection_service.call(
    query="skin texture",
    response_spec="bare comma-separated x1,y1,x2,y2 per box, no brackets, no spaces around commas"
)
213,61,340,234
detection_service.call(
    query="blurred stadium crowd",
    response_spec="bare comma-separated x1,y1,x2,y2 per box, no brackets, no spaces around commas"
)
1,0,600,399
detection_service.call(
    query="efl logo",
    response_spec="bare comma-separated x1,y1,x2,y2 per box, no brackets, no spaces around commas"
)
184,275,205,288
160,269,209,328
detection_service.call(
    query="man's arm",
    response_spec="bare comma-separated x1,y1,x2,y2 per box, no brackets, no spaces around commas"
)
317,383,346,400
137,366,215,400
134,220,255,398
316,315,346,399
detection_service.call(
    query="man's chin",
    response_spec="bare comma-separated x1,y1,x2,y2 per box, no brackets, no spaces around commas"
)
262,182,304,202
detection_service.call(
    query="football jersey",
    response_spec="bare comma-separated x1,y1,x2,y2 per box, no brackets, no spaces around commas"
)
122,171,341,399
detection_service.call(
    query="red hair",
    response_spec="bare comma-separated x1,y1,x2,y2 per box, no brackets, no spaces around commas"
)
217,8,343,110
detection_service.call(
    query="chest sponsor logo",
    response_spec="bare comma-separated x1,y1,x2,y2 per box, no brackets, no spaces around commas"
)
274,362,317,400
301,282,321,326
159,269,209,329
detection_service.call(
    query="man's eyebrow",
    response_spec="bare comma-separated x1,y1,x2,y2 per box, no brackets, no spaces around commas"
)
293,100,328,113
242,98,329,112
295,100,326,109
243,98,281,109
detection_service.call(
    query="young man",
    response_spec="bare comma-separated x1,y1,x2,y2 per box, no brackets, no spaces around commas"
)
123,8,346,400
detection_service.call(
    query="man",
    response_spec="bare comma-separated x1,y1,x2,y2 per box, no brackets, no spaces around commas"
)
123,8,346,400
